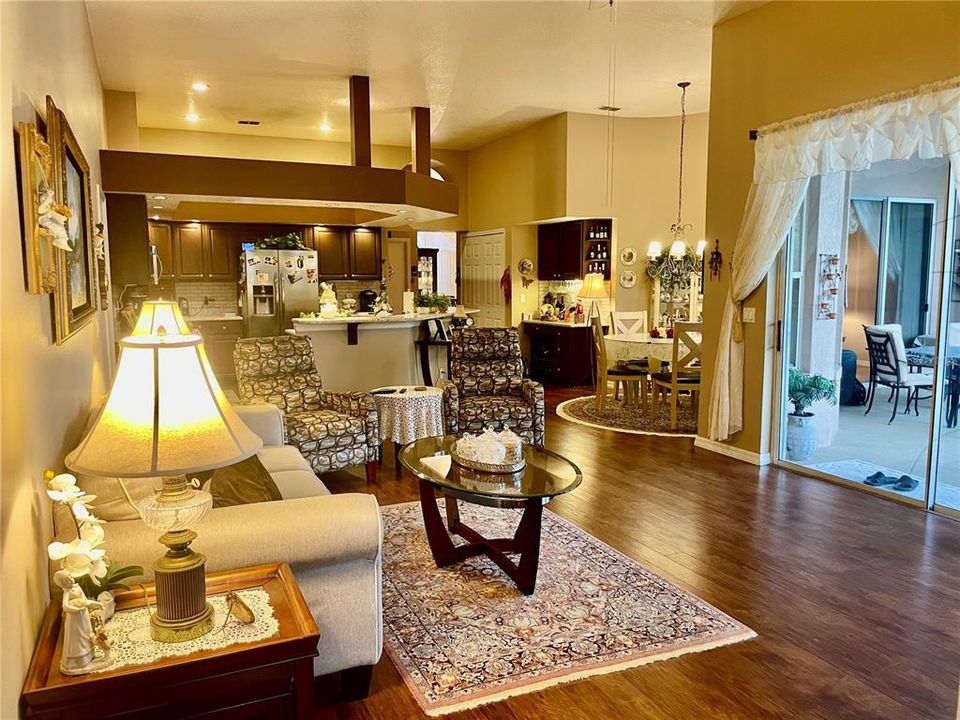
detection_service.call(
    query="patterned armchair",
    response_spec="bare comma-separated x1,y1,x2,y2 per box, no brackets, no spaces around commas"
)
234,335,380,482
438,327,545,446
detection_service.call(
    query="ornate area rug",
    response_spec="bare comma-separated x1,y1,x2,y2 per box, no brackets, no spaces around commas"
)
381,501,755,716
556,394,697,437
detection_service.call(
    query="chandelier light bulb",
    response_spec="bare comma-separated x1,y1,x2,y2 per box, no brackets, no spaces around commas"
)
647,241,663,258
670,240,687,257
696,239,708,256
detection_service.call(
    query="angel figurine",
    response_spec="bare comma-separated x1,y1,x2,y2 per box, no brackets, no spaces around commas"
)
54,570,111,675
36,188,73,251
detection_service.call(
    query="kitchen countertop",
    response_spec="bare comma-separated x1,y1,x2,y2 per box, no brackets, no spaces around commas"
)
292,309,477,327
522,318,593,328
187,314,242,322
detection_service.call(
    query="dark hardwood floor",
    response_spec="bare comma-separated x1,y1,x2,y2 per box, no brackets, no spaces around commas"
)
317,386,960,719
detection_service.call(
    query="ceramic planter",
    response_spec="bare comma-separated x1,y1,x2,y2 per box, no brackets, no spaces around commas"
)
786,412,817,461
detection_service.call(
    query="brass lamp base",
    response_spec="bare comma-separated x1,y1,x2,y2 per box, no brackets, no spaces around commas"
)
144,476,216,643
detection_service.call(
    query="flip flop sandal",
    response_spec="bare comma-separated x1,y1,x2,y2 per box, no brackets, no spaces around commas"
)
893,476,919,492
865,472,898,486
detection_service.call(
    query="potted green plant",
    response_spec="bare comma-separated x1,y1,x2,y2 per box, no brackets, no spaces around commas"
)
786,367,836,461
414,291,432,314
433,294,450,313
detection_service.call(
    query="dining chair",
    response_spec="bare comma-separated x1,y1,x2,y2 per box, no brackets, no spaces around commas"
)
863,324,933,424
591,316,647,412
608,310,652,401
650,322,702,430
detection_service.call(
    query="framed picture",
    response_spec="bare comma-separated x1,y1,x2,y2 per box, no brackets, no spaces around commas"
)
47,96,97,344
16,121,58,293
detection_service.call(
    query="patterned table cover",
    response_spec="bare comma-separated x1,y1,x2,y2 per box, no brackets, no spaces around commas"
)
604,332,702,367
372,386,444,445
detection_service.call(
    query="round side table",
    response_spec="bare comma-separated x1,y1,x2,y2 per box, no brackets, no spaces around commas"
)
370,386,444,477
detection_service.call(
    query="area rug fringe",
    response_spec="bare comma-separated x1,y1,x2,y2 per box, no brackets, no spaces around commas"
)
412,628,758,716
555,396,696,438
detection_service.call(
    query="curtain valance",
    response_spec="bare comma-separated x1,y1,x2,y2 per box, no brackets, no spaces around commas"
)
707,77,960,443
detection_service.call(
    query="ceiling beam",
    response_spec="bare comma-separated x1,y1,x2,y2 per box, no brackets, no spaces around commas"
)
350,75,372,168
411,106,431,176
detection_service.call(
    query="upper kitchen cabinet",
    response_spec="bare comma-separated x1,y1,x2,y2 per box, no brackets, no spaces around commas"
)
310,227,349,279
148,222,174,279
205,224,238,281
350,229,381,279
538,221,582,280
172,223,237,281
173,223,206,280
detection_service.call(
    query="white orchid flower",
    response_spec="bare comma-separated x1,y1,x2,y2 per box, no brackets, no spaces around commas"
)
47,539,107,583
72,502,104,525
79,523,105,548
46,473,85,504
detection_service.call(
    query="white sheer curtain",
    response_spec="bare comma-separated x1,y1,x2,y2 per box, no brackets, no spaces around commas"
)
708,78,960,441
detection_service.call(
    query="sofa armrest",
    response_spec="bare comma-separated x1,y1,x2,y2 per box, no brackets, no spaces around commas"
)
521,378,545,447
437,378,459,435
78,494,382,580
234,403,286,446
322,391,379,453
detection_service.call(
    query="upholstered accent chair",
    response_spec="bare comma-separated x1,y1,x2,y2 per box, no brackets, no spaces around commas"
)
234,335,380,481
439,327,545,446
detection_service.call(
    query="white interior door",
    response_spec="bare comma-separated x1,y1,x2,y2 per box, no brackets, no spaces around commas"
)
462,230,506,327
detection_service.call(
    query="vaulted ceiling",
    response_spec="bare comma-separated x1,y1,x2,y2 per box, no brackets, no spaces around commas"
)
85,0,763,151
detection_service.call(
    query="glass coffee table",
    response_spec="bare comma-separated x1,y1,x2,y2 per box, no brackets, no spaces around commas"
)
399,435,582,594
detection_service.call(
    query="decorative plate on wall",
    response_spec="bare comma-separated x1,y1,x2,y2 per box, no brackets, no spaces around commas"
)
619,270,637,289
517,258,534,275
619,247,638,266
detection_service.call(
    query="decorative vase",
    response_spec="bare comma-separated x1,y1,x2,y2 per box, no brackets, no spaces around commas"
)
786,412,817,462
97,590,116,621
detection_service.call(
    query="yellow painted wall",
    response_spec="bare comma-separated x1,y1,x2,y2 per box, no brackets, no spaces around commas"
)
565,112,708,317
138,127,469,232
1,2,112,714
700,1,960,455
467,115,568,325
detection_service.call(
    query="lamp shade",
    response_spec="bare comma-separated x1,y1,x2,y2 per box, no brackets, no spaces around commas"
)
132,299,192,336
578,272,607,299
66,334,262,478
647,241,663,258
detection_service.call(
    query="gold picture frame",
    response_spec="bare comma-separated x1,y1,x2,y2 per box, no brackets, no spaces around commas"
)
47,96,97,344
17,121,57,293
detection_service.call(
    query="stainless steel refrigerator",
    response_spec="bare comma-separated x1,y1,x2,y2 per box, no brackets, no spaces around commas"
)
240,249,319,336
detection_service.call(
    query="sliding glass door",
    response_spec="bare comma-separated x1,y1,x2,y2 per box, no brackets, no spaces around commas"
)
776,157,954,509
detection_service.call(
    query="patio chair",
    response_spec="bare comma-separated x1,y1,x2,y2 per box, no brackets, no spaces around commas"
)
863,324,933,424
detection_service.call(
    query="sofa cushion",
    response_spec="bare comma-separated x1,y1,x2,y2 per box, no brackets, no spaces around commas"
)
258,445,315,474
207,455,282,508
270,470,331,499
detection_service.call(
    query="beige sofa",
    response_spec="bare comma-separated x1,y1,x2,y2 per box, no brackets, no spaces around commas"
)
52,403,383,695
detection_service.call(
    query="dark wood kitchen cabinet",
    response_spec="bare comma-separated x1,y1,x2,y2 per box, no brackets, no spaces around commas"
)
349,229,381,278
310,227,349,278
205,224,238,281
538,222,585,280
174,224,206,280
193,318,243,379
523,321,598,386
148,222,174,278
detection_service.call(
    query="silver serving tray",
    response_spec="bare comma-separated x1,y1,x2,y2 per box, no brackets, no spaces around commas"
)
450,441,526,474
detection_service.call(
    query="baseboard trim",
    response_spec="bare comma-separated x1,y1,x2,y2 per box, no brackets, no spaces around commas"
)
694,436,771,466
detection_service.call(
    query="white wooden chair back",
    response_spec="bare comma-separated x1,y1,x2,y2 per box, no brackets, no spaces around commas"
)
611,311,648,337
673,322,702,379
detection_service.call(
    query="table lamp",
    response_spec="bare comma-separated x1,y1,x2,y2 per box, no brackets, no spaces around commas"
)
66,300,262,642
579,272,607,322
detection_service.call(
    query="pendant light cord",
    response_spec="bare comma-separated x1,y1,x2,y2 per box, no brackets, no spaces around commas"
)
676,82,688,233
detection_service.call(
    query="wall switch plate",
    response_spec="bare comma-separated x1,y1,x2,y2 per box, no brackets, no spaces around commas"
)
742,307,756,323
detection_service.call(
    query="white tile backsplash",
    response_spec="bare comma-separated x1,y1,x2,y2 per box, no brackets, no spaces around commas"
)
175,281,238,316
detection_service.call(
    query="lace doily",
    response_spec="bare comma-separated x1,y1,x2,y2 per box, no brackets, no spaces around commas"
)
90,588,279,673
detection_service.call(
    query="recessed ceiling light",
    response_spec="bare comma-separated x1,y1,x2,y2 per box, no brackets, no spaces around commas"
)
185,112,200,122
192,82,209,92
152,205,163,209
152,195,166,200
319,122,332,133
151,214,160,220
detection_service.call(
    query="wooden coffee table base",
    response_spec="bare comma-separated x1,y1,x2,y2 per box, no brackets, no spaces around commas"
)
418,479,544,595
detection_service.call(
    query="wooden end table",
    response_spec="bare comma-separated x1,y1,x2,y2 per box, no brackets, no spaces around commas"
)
21,563,319,720
400,435,582,595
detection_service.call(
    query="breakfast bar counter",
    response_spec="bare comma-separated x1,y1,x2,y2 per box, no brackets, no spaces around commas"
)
290,311,477,392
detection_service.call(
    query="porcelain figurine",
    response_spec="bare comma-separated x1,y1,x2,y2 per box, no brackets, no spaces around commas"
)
54,570,111,675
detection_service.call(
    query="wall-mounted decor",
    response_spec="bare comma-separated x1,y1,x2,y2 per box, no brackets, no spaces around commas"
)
619,247,637,266
708,239,723,280
517,257,535,288
619,270,637,289
48,96,97,344
17,122,61,293
817,253,842,320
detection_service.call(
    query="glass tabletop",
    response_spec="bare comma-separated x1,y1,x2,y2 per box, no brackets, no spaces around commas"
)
399,435,582,502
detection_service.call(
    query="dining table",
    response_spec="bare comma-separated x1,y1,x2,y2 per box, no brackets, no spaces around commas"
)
905,345,960,427
604,331,702,372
